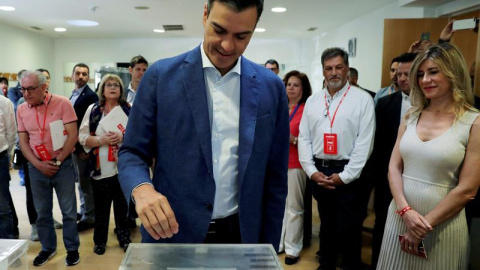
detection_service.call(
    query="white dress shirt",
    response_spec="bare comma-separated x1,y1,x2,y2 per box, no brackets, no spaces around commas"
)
201,43,241,219
70,85,86,106
400,91,411,122
126,83,136,105
298,83,375,184
0,95,16,154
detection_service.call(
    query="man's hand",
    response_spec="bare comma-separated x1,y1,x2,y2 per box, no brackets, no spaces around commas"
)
34,160,60,177
310,171,335,189
327,173,344,187
440,20,455,41
132,184,179,240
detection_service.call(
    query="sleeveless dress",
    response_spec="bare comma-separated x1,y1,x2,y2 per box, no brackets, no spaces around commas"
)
376,110,479,270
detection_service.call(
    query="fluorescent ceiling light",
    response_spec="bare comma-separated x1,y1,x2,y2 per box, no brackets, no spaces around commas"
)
55,28,67,32
0,6,15,11
153,29,165,33
255,28,266,32
271,7,286,13
67,20,99,27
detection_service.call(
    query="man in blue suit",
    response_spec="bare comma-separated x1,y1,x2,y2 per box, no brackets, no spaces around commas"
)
118,0,289,249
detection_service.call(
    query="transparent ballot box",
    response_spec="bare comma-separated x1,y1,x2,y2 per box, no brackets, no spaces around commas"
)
0,240,28,270
119,244,283,270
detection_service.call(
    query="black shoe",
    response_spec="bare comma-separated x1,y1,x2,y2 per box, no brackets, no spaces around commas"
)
276,250,285,255
93,244,106,255
65,250,80,266
285,256,299,265
33,250,56,266
77,221,94,232
116,229,132,252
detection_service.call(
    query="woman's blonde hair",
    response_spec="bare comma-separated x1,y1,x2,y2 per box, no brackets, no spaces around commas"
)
409,43,476,120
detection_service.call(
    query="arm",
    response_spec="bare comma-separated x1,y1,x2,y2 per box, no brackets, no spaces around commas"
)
18,132,58,177
118,66,178,240
424,116,480,227
55,122,77,163
4,100,16,153
337,95,376,184
388,121,432,241
439,20,455,43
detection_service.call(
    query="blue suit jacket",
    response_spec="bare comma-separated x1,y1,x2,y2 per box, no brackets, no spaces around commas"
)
118,46,289,248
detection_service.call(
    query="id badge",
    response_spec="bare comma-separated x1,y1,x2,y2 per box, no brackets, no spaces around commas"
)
35,144,52,161
323,133,338,155
108,145,118,162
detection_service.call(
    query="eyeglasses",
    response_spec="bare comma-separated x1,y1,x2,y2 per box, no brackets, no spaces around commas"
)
105,83,120,88
20,84,44,94
267,67,278,71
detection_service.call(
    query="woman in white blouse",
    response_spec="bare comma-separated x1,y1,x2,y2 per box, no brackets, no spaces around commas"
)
79,74,131,255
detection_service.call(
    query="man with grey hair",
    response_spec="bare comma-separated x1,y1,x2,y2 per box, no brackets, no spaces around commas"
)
298,47,375,270
118,0,289,248
17,71,80,266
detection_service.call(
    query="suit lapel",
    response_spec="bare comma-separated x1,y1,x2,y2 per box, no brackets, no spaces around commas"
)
181,47,213,177
237,58,259,186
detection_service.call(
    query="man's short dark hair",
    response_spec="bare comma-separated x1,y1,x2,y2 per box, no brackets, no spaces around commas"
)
396,53,417,64
130,55,148,68
206,0,264,22
265,59,279,68
72,63,89,75
321,47,349,67
0,77,8,86
36,68,50,77
349,67,358,78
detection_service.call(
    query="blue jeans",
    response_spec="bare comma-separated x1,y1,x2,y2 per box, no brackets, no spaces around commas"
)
29,156,79,252
0,152,13,238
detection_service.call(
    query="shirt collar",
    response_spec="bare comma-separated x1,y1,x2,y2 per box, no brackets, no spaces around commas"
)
401,91,410,100
127,82,135,92
200,42,241,76
325,82,350,99
73,85,86,95
28,92,52,108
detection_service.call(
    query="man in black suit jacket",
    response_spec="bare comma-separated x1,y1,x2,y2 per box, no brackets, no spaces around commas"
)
369,53,416,269
69,63,99,231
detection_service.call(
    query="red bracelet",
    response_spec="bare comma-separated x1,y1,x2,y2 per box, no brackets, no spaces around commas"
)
396,206,412,217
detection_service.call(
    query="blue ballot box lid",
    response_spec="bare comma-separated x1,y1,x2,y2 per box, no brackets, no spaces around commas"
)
119,243,283,270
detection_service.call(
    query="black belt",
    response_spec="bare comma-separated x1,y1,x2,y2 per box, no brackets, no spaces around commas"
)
208,213,239,234
314,157,349,168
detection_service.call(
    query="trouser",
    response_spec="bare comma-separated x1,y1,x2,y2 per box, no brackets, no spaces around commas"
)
24,161,37,224
204,214,241,244
279,168,307,257
73,153,95,223
29,156,79,252
312,161,368,270
0,152,14,239
91,175,130,245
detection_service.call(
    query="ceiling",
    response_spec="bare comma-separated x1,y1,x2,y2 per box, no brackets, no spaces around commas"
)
0,0,399,39
0,0,477,40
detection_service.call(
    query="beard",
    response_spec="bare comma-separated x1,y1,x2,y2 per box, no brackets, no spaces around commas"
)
327,78,344,89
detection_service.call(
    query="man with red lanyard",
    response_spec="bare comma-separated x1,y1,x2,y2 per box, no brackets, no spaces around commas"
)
17,70,80,267
298,47,375,270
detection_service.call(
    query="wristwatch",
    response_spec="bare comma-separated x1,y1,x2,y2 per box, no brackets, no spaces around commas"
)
52,158,62,166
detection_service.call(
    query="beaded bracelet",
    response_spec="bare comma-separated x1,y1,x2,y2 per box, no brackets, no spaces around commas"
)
396,206,412,217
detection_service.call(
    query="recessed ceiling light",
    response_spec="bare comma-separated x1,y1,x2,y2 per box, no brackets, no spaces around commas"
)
55,28,67,32
67,20,99,27
0,6,15,11
271,7,286,13
153,29,165,33
134,6,149,10
255,28,266,32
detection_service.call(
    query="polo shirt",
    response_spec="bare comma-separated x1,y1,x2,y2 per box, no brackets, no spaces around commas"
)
17,93,77,160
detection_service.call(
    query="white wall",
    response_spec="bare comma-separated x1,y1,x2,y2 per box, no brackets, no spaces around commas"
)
0,23,54,85
304,1,426,94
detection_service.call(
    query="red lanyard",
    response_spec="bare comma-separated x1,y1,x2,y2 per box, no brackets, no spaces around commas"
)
324,86,350,131
35,94,51,143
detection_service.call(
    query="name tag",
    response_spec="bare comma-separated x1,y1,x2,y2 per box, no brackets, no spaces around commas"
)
323,133,338,155
35,144,52,161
